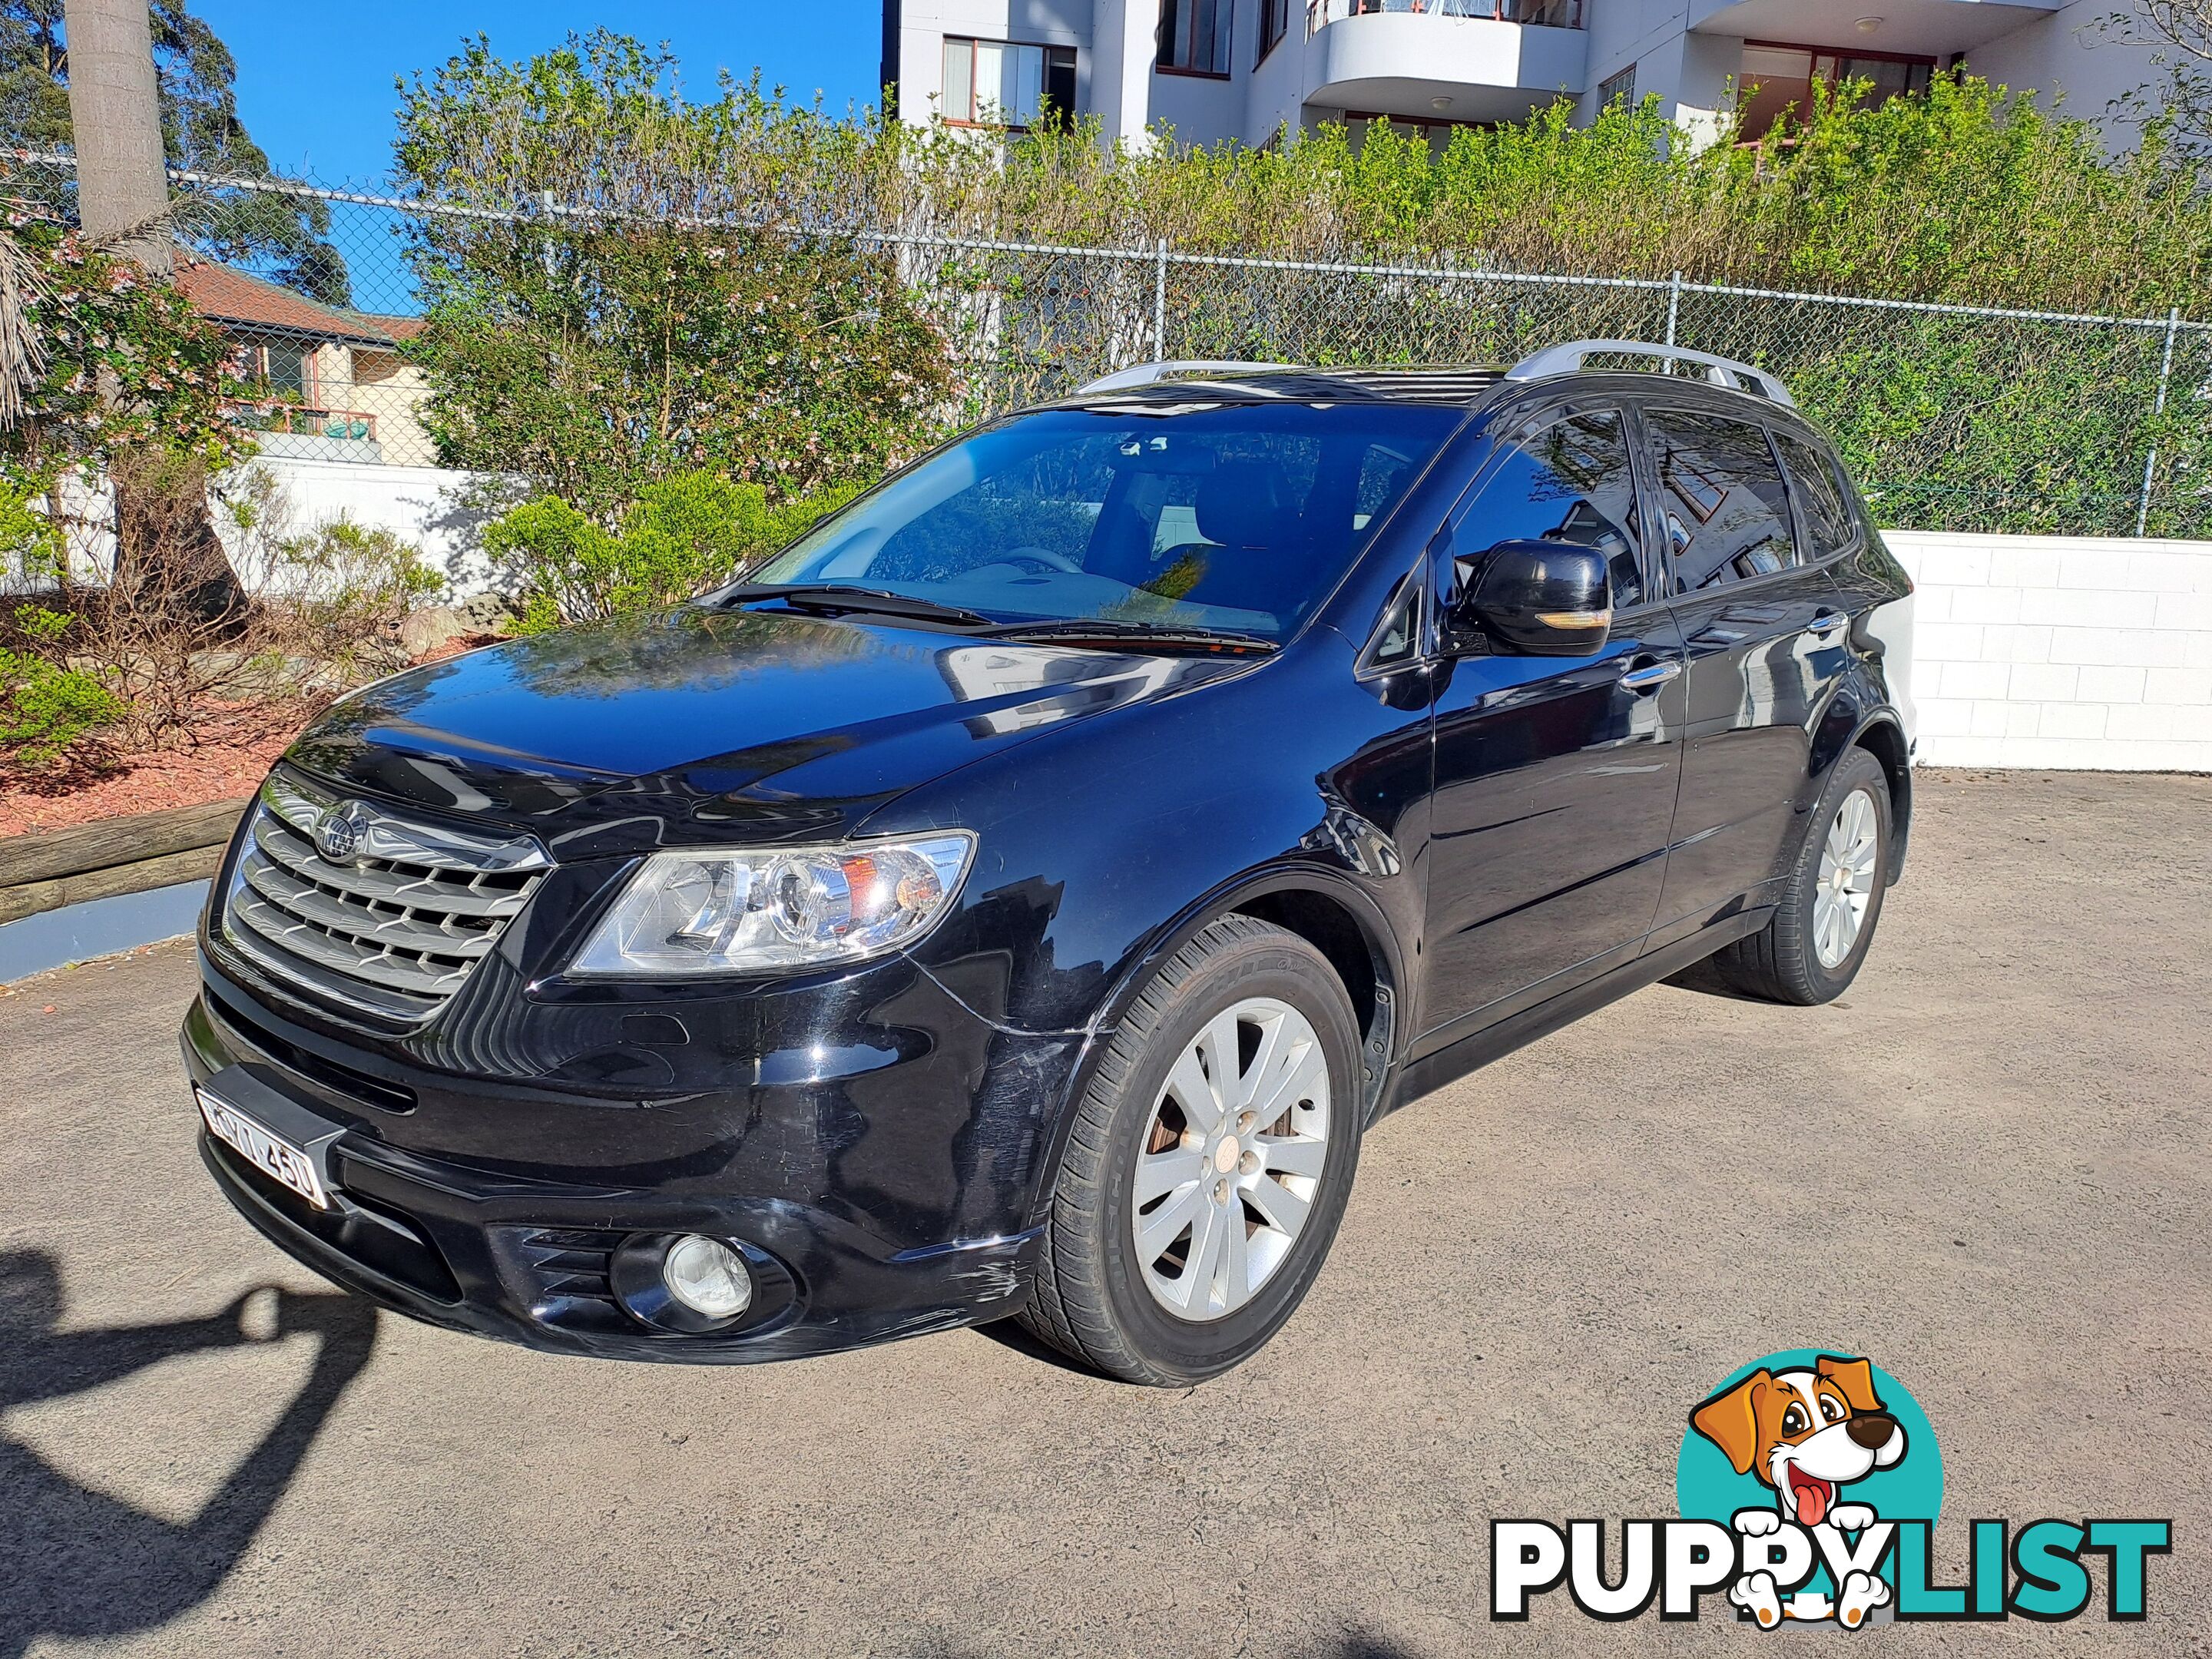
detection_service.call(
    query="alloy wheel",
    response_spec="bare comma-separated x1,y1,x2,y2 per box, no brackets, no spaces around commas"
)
1813,787,1880,969
1130,996,1331,1321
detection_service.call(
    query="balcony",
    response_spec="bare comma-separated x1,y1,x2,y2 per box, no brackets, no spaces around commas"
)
1686,0,2061,58
227,401,387,465
1303,0,1588,127
1308,0,1581,31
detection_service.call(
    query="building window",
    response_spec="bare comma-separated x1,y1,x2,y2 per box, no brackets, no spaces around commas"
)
1258,0,1292,64
942,38,1077,127
1343,110,1490,148
1737,41,1934,137
1158,0,1231,78
234,333,311,399
1598,62,1636,110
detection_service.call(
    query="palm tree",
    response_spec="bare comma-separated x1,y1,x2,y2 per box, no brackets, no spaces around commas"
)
62,0,246,616
0,230,47,428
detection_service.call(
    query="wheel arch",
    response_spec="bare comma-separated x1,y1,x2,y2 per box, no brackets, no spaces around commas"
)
1021,864,1409,1229
1806,671,1913,888
1846,712,1913,884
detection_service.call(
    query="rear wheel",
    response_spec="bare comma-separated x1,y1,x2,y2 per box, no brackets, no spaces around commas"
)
1016,916,1363,1385
1710,746,1892,1005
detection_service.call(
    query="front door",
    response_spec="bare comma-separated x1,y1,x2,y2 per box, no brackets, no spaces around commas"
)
1416,405,1687,1046
1641,405,1852,941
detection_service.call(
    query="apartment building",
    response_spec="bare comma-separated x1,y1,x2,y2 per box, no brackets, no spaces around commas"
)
880,1,2166,151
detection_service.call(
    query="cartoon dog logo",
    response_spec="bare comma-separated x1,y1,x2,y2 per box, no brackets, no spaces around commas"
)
1690,1354,1907,1628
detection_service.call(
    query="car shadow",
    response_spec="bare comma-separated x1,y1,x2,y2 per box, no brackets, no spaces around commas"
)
965,1314,1120,1379
1659,956,1767,1000
0,1250,377,1659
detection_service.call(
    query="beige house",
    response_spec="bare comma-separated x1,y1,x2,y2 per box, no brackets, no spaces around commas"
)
175,258,437,467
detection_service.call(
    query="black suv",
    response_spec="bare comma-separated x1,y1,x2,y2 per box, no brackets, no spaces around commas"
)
183,343,1917,1385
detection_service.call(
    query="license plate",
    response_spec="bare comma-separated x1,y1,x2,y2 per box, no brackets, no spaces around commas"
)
197,1086,330,1209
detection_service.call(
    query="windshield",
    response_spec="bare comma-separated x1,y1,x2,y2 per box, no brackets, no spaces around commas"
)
743,402,1462,641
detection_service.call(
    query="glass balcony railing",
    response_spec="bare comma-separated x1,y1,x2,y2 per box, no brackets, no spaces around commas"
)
226,401,382,443
1306,0,1583,36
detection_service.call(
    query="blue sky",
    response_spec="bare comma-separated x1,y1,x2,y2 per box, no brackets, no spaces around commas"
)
194,0,886,185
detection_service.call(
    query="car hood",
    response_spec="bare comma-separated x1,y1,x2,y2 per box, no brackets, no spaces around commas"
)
284,607,1245,851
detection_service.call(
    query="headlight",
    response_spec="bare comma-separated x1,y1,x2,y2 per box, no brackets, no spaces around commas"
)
568,833,975,977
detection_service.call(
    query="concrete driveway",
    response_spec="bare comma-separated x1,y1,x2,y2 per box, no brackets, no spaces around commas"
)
2,770,2206,1657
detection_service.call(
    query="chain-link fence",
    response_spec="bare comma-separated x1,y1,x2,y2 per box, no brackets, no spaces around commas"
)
14,156,2210,538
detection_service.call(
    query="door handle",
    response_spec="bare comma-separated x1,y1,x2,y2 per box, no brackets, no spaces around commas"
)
1618,658,1682,692
1806,611,1849,639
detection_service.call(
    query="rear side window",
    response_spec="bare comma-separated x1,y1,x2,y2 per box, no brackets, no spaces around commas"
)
1773,431,1858,561
1646,409,1798,593
1466,408,1647,610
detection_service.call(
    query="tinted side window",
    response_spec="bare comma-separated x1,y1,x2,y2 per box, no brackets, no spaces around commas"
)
1366,570,1422,669
1465,409,1646,610
1774,431,1858,561
1647,410,1797,593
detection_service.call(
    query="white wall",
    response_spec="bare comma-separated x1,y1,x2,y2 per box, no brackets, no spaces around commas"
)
1888,531,2212,772
12,455,507,601
1962,2,2169,150
899,0,1094,125
224,455,506,598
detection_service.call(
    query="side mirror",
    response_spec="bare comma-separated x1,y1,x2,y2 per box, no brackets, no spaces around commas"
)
1450,538,1613,657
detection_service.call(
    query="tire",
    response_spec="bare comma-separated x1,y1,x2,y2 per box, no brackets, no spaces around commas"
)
1016,915,1363,1386
1709,746,1893,1005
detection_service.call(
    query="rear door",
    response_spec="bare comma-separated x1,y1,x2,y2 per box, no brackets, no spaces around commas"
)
1416,403,1687,1044
1640,403,1851,942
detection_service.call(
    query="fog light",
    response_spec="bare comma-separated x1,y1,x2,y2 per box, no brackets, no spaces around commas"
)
661,1234,752,1319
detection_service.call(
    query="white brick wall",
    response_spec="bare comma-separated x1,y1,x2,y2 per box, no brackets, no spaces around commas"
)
1888,532,2212,772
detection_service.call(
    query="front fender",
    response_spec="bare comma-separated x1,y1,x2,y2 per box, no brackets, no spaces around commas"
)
863,637,1431,1225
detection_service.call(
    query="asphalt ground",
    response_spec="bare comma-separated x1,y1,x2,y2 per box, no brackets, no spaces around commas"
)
2,768,2207,1657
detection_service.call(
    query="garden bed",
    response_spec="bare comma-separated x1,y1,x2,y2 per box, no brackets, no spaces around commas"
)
0,721,296,837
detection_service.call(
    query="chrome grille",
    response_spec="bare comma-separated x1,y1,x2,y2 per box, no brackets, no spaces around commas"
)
221,772,551,1022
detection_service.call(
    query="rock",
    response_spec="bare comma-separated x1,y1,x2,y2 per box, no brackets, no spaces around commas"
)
455,592,525,633
398,606,469,657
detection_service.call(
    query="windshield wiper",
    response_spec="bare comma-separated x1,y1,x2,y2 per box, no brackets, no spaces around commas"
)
978,618,1278,654
717,584,996,630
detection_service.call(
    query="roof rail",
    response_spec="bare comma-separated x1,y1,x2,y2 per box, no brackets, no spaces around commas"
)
1504,339,1796,408
1073,359,1296,395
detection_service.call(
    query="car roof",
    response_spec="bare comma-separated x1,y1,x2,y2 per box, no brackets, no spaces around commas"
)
1043,362,1813,429
1046,365,1508,409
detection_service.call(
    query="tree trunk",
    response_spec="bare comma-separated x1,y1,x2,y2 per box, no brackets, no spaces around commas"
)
64,0,247,619
61,0,171,276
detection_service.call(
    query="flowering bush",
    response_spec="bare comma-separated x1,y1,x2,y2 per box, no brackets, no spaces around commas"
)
393,37,956,521
482,470,861,629
1,218,242,554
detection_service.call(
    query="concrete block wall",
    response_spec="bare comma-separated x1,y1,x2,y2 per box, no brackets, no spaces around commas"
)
1886,531,2212,772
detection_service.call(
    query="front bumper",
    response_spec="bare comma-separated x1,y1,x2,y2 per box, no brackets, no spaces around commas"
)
181,972,1062,1364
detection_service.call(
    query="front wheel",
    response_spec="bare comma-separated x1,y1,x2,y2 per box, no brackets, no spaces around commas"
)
1015,916,1363,1385
1710,746,1893,1005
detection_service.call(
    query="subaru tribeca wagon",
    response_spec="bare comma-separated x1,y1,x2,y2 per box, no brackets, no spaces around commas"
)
184,342,1916,1385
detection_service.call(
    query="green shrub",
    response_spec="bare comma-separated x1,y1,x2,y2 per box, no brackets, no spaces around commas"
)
482,472,863,630
0,607,127,768
272,515,449,672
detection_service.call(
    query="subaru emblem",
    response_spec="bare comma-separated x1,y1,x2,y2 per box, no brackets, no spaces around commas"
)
313,801,369,864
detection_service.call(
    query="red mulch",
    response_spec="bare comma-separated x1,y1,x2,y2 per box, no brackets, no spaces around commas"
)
0,717,303,837
2,640,504,840
415,631,503,666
